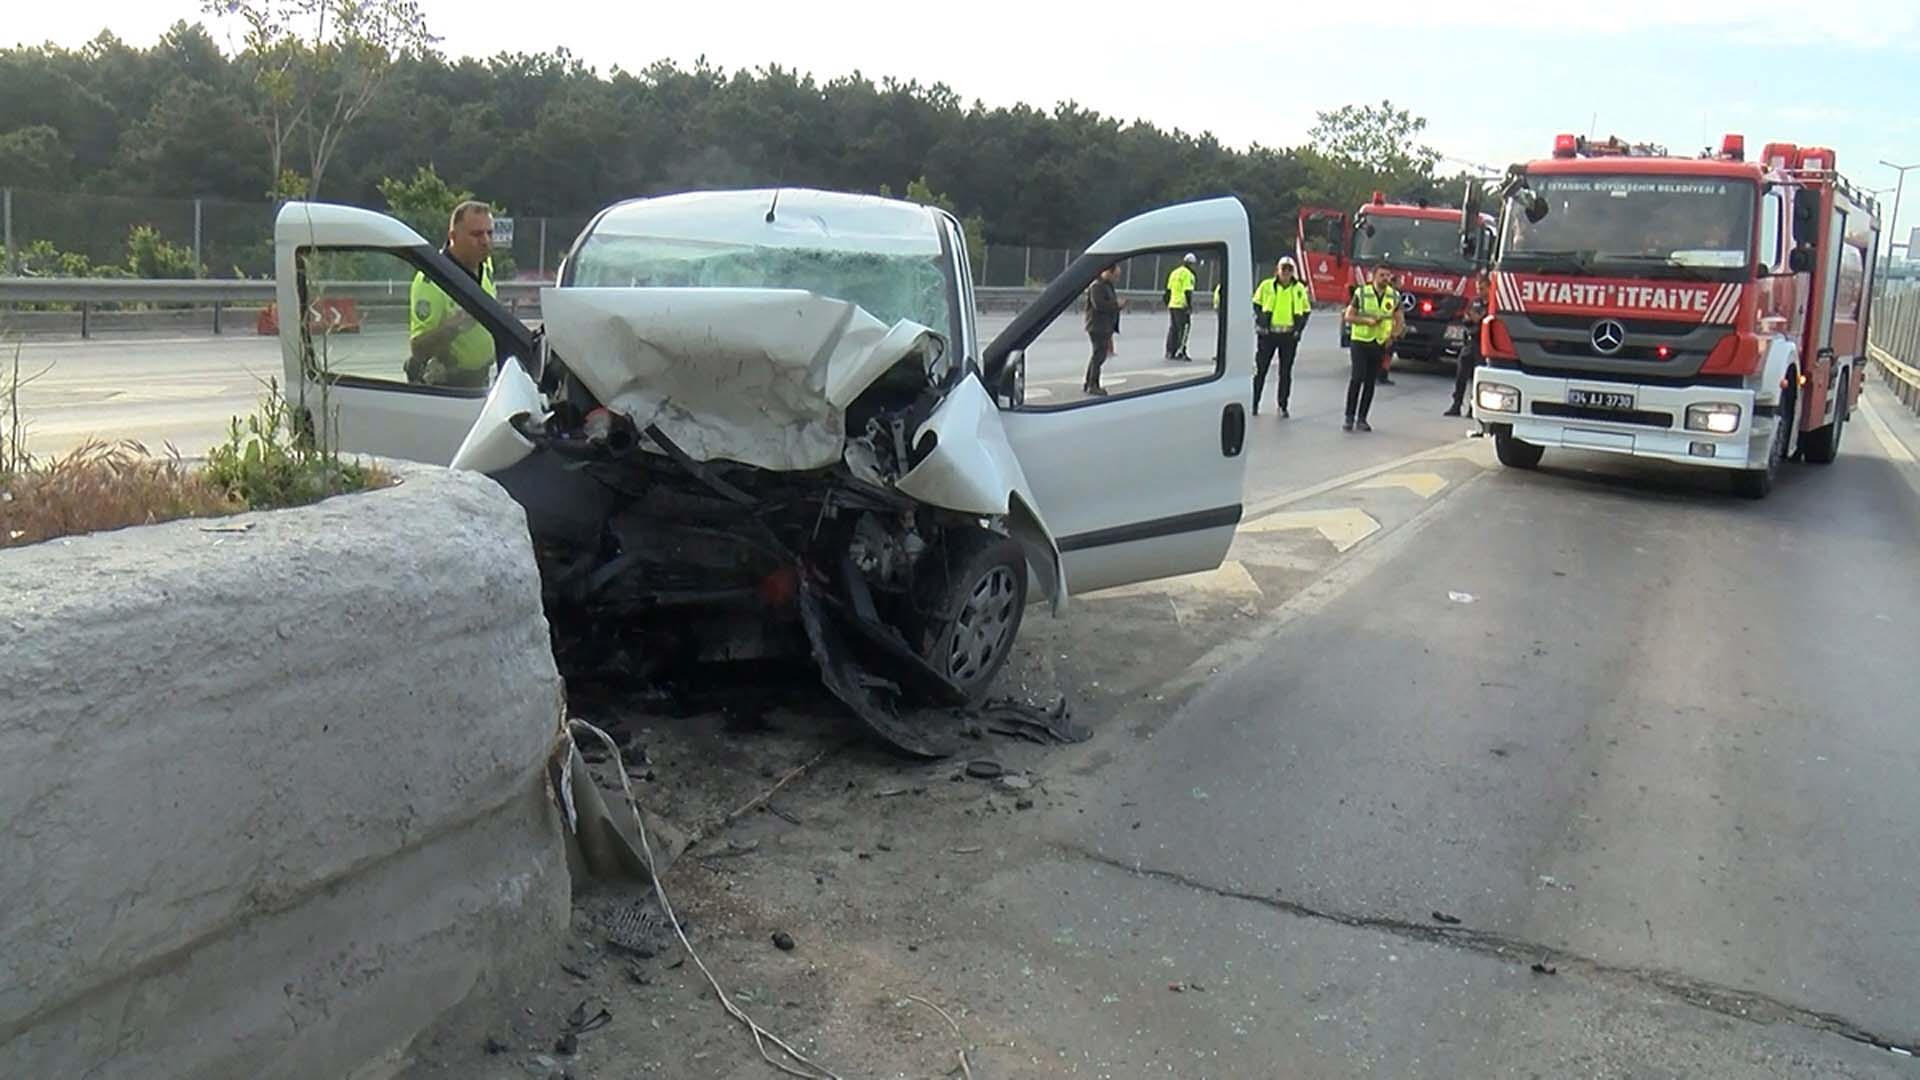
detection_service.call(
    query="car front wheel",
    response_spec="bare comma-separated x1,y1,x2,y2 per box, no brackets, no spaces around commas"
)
914,531,1027,704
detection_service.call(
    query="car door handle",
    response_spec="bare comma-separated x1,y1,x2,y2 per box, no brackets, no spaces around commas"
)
1221,403,1245,457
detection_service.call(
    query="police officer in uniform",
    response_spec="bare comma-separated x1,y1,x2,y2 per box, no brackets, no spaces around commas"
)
1342,264,1400,431
1250,257,1311,417
407,200,498,388
1164,252,1198,361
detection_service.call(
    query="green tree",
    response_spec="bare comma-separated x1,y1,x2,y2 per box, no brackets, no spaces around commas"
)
1306,100,1442,210
16,239,99,277
206,0,435,199
885,175,987,272
377,163,469,234
377,163,515,275
124,224,203,278
0,125,74,190
113,78,264,198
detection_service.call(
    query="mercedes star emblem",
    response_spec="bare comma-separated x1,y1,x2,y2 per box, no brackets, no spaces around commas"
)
1590,319,1627,355
1399,292,1417,312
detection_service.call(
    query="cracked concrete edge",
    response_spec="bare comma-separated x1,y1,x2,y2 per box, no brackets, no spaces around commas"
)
0,464,572,1077
1062,824,1919,1058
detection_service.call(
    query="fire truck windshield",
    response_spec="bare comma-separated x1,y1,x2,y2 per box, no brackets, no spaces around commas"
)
1352,214,1471,273
1500,173,1756,282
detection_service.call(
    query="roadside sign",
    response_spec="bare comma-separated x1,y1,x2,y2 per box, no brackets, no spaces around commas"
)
492,216,515,247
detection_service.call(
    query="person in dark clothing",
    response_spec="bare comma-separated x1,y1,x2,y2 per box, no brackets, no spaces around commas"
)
1084,264,1123,396
1446,269,1490,416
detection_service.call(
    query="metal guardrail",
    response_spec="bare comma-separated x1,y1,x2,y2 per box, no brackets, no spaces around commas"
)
1868,284,1920,417
0,278,1201,336
1867,345,1920,413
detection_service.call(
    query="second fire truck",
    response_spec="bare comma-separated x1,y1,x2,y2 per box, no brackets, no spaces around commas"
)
1467,133,1880,498
1297,194,1497,362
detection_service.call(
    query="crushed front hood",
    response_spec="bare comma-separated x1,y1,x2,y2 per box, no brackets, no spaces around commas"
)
540,287,944,471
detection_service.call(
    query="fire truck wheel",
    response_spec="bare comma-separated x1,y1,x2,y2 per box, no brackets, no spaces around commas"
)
1493,430,1544,469
1801,393,1844,465
1734,406,1790,498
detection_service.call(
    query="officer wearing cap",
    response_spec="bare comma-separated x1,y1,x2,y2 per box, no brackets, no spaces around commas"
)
407,200,499,388
1250,257,1311,417
1164,252,1198,361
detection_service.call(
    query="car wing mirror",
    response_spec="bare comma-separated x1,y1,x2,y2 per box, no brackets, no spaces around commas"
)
999,350,1027,407
1791,195,1820,245
1459,180,1486,258
1787,243,1816,274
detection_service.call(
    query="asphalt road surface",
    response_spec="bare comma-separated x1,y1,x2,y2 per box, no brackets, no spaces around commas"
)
1052,380,1920,1073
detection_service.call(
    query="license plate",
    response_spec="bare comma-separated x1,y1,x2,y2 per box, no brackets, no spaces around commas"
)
1445,324,1466,342
1567,388,1635,410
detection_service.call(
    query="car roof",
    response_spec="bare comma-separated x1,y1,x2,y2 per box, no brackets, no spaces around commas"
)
585,188,948,256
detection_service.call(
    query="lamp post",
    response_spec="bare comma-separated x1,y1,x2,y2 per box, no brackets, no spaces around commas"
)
1880,160,1920,261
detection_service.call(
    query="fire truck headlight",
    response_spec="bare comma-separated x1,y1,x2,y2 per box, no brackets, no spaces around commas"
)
1476,382,1520,413
1685,402,1742,435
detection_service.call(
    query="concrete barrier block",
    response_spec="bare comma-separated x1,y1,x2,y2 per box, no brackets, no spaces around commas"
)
0,466,570,1078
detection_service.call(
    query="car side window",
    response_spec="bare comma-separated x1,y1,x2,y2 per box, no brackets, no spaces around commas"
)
298,248,504,394
1006,243,1229,410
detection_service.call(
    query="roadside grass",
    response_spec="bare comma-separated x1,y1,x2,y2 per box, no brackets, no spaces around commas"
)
1,334,390,548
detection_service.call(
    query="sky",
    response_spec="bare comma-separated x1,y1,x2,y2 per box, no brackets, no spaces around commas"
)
12,0,1920,252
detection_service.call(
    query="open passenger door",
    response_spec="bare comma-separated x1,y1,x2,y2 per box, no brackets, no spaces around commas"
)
272,202,535,465
982,197,1253,596
1296,206,1351,305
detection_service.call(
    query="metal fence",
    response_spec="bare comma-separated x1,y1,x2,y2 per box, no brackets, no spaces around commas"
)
0,188,1225,294
974,245,1222,293
0,188,593,281
1868,280,1920,416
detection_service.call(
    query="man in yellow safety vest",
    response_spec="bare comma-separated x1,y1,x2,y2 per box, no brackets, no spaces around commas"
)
407,200,499,388
1250,257,1311,417
1342,264,1401,431
1164,252,1198,361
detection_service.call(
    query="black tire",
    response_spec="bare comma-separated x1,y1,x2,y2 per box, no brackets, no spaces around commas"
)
913,531,1027,705
1733,397,1791,498
1802,383,1845,465
1494,429,1545,469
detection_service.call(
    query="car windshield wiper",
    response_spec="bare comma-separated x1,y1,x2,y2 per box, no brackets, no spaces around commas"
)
1378,255,1464,273
1588,253,1727,280
1502,249,1593,274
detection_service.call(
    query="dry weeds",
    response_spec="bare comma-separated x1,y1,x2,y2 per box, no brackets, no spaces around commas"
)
1,439,240,548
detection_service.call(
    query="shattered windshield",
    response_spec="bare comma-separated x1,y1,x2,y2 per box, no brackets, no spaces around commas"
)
1353,214,1471,273
1502,174,1756,281
566,235,959,347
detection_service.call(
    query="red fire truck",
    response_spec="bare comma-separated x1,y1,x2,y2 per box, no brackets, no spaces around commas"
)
1467,132,1881,498
1297,195,1497,362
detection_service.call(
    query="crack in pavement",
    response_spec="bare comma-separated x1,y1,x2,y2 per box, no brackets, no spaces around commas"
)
1066,845,1920,1061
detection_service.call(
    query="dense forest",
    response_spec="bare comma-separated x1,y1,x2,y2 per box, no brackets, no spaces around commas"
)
0,19,1471,276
